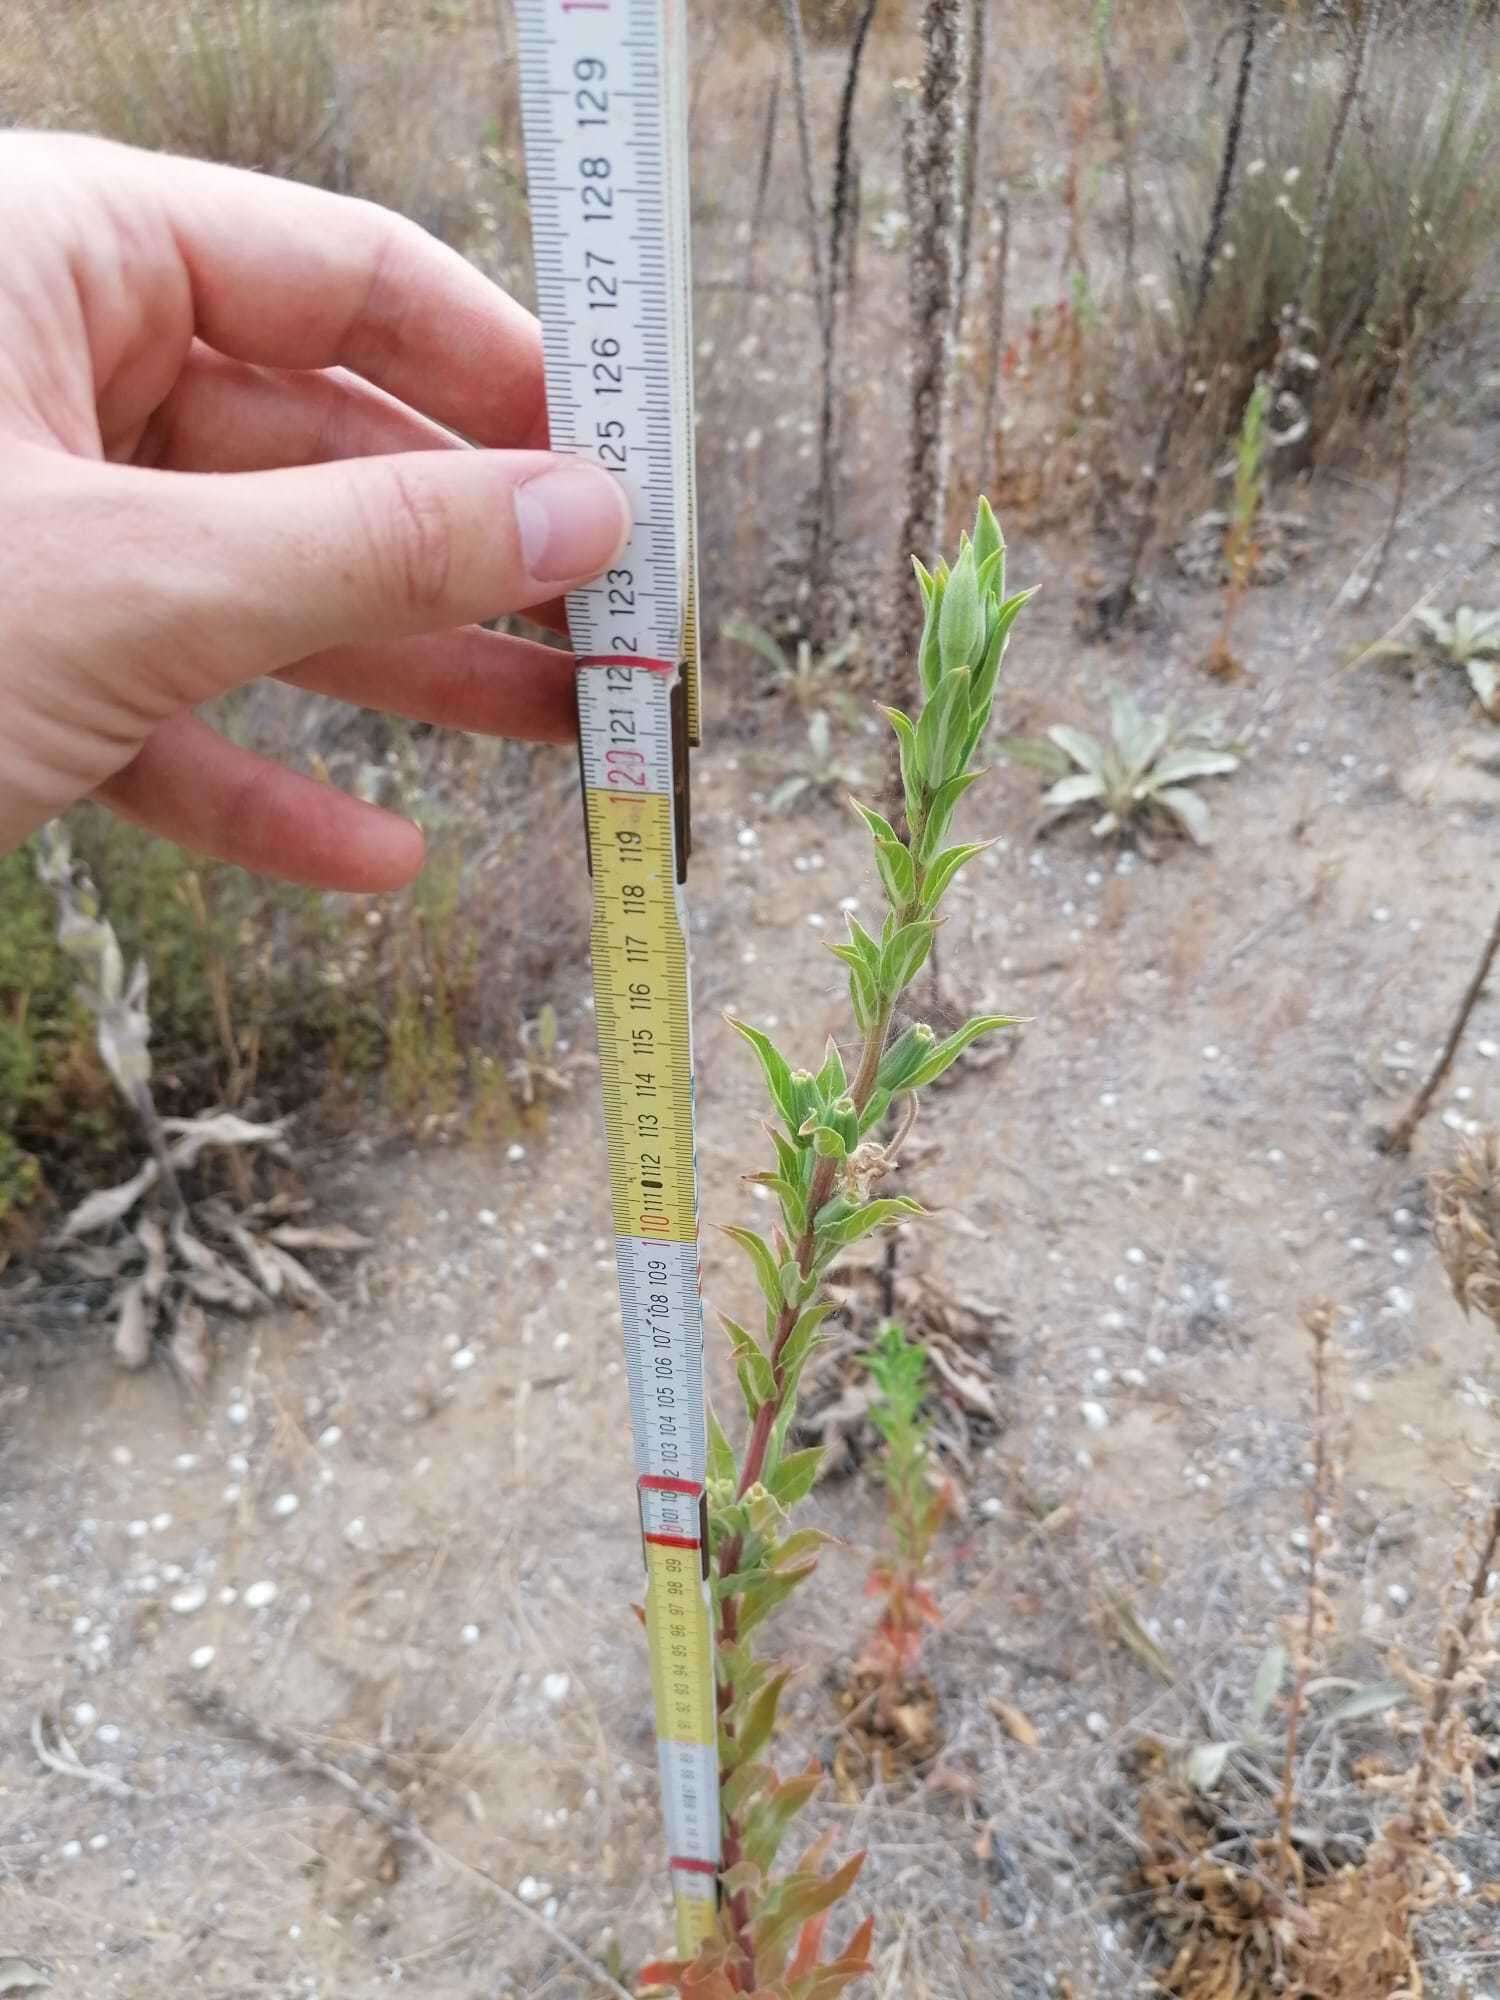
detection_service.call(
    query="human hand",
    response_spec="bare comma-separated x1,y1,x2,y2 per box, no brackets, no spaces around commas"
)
0,133,631,889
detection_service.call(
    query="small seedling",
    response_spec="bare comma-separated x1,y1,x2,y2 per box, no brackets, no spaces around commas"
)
1205,378,1269,680
999,694,1239,845
723,616,862,721
859,1321,951,1690
1391,606,1500,717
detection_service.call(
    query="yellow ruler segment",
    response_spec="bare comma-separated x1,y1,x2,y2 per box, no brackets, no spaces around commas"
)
645,1539,715,1747
585,787,696,1247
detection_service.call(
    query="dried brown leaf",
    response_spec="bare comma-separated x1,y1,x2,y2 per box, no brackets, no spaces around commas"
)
988,1699,1039,1748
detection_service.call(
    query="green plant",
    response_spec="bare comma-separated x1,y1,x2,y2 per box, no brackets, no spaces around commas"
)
1382,606,1500,716
999,695,1240,846
763,711,868,815
858,1322,951,1686
640,500,1028,1997
723,619,862,721
1206,377,1270,678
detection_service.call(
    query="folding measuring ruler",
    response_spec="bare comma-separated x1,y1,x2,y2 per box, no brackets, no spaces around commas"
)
514,0,718,1956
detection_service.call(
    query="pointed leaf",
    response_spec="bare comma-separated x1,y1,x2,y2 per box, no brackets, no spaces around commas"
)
815,1195,923,1252
1046,723,1107,774
878,918,936,997
729,1017,798,1129
743,1767,822,1874
937,543,982,672
877,705,922,830
767,1445,823,1508
1042,772,1106,808
1154,784,1213,844
722,1225,785,1307
1146,747,1239,787
1247,1642,1288,1730
919,841,990,913
904,1014,1017,1089
915,666,972,786
731,1669,791,1767
916,768,984,861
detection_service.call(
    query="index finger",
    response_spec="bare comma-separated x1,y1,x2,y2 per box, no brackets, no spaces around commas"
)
67,136,549,448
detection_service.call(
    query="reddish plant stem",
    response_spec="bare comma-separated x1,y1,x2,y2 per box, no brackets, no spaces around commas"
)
1410,1479,1500,1846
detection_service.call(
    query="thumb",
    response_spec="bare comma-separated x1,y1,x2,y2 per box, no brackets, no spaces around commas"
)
95,448,631,699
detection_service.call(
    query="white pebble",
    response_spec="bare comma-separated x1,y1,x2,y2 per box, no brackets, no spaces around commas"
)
532,1242,550,1260
451,1347,477,1372
507,1142,527,1162
171,1584,208,1615
126,1520,148,1539
542,1672,571,1703
190,1645,216,1671
461,1623,480,1646
517,1875,549,1903
1145,1345,1167,1367
477,1208,498,1227
980,1497,1003,1519
1125,1246,1146,1266
227,1403,249,1426
96,1723,120,1746
318,1425,342,1447
71,1615,92,1636
1477,1040,1497,1059
174,1453,199,1472
88,1833,109,1851
73,1702,98,1729
1202,1045,1220,1061
271,1493,300,1519
1085,1712,1109,1739
1387,1583,1410,1608
219,1587,238,1605
344,1519,366,1544
60,1840,82,1861
244,1580,278,1610
736,827,757,848
1079,1400,1109,1432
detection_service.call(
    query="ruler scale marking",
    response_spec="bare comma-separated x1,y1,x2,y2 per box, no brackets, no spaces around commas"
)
515,0,717,1958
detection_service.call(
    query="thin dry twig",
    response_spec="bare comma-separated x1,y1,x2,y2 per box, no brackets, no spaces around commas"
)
175,1682,634,2000
1276,1303,1333,1892
1380,899,1500,1155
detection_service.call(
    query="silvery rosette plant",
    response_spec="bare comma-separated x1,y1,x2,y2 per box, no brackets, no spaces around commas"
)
641,499,1029,1998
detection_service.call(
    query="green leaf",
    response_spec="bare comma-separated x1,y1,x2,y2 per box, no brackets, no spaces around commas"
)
723,1317,776,1408
879,918,936,998
915,665,972,787
777,1301,836,1404
746,1174,807,1235
877,705,923,831
722,1225,785,1307
767,1444,822,1508
1042,772,1107,809
731,1668,790,1767
814,1038,847,1101
807,1122,847,1159
743,1769,822,1875
904,1013,1017,1088
964,586,1036,760
1154,784,1212,845
920,841,990,913
874,835,916,910
1047,723,1106,775
752,1852,866,1976
972,495,1003,576
770,1127,809,1187
729,1016,797,1130
735,1559,819,1637
850,798,900,850
857,1084,891,1133
706,1404,736,1486
937,542,982,673
722,1759,776,1819
916,768,983,861
778,1260,808,1309
829,948,880,1031
1146,746,1238,787
915,565,944,699
815,1195,923,1252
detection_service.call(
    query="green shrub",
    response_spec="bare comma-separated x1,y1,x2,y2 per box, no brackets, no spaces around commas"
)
1163,10,1500,450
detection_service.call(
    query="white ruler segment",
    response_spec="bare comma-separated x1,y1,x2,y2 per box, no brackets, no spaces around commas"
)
514,0,720,1931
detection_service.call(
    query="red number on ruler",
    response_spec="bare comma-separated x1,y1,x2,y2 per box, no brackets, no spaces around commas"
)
604,748,647,788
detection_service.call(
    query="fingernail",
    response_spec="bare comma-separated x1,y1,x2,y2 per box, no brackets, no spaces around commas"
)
514,462,631,584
